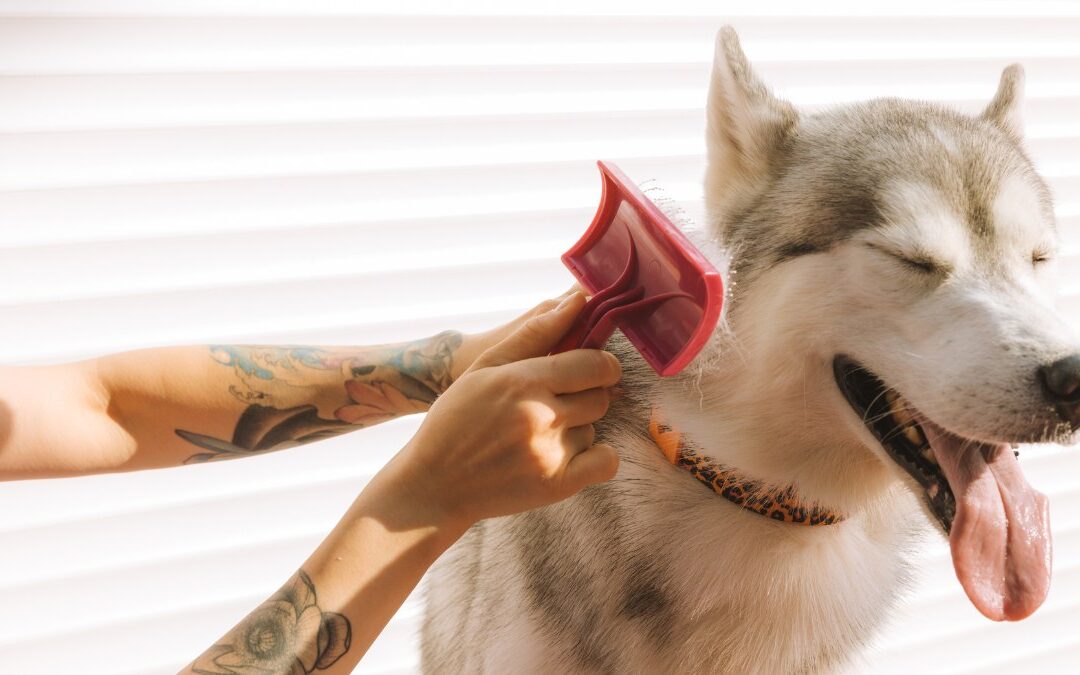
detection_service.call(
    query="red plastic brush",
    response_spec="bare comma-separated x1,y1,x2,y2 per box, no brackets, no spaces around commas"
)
552,161,724,377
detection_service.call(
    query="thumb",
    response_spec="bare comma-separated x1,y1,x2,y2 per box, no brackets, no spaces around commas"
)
561,443,620,494
471,292,586,369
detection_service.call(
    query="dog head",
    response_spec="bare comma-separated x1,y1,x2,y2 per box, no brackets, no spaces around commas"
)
701,26,1078,622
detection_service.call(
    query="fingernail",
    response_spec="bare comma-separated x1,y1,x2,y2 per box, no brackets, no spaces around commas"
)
603,351,622,374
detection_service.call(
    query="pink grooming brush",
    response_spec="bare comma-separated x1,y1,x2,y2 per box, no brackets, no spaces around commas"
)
553,161,724,376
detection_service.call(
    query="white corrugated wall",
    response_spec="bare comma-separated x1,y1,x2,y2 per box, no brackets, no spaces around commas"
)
0,1,1077,672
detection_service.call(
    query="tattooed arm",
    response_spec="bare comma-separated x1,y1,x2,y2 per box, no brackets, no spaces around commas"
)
0,301,549,479
182,294,621,673
167,334,466,465
180,463,461,675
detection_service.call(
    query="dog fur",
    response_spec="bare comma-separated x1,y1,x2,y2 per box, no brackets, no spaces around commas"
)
421,26,1077,674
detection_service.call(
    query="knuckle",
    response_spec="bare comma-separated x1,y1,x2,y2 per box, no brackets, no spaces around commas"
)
472,352,504,376
507,370,534,395
520,315,549,340
571,389,608,424
522,370,549,398
526,355,562,392
552,403,568,426
592,388,611,416
541,404,563,428
584,424,597,445
498,363,537,394
543,353,564,379
534,298,561,315
523,437,546,464
519,399,557,430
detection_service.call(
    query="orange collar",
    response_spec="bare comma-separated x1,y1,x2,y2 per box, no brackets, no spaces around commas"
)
648,409,844,526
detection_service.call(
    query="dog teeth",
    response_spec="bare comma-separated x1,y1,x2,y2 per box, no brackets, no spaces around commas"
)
885,390,912,425
884,390,925,447
903,426,923,447
922,445,939,466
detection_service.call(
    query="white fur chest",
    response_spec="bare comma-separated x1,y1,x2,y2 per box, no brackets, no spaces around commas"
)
588,429,920,674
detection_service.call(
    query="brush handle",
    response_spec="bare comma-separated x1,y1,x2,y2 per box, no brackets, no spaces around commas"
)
550,317,595,353
550,294,621,352
552,289,695,356
552,225,644,354
552,289,691,354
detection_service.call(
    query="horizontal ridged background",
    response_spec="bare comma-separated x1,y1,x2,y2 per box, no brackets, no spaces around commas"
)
0,1,1077,673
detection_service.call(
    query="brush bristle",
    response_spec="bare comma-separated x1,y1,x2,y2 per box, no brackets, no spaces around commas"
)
639,179,735,318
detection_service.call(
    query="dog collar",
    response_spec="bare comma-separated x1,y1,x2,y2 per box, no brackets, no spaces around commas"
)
648,409,844,526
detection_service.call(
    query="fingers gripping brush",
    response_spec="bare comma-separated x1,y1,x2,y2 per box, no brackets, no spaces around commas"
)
552,161,724,376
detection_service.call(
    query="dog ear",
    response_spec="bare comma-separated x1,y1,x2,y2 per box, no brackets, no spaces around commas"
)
706,26,797,230
981,63,1025,141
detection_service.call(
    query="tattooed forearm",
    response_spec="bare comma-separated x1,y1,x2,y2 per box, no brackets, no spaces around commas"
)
176,332,463,463
210,331,463,411
187,570,351,675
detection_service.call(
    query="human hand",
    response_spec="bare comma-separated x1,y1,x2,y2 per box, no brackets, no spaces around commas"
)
448,286,583,382
383,292,621,535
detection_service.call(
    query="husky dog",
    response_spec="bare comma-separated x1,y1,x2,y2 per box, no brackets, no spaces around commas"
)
422,27,1078,674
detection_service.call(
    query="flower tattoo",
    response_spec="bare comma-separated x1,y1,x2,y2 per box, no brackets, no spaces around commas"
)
176,331,462,463
334,379,430,425
191,570,351,674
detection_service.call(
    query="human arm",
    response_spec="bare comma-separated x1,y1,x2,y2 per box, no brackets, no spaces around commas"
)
180,292,622,673
0,299,559,480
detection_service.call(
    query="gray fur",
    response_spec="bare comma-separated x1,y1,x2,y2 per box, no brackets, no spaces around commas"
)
719,98,1052,289
705,28,1050,292
422,26,1072,674
982,64,1026,141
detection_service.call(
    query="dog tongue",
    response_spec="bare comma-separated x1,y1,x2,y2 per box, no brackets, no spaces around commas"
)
921,420,1052,621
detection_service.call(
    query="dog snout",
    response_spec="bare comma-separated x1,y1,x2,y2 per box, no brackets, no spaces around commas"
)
1039,354,1080,426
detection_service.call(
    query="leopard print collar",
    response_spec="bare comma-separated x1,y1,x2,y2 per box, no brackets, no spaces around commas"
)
648,409,844,526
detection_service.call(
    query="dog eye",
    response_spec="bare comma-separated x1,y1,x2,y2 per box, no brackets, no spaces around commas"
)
864,242,942,274
896,256,938,273
1032,251,1052,266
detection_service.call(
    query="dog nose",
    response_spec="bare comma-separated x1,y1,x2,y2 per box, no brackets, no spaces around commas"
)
1039,354,1080,425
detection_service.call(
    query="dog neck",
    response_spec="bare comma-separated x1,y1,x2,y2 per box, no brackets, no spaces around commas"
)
646,299,897,517
648,407,844,525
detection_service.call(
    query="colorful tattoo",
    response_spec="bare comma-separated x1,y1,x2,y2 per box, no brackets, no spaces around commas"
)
189,570,351,674
176,332,463,462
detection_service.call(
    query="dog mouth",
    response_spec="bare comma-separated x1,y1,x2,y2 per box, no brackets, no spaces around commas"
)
832,356,955,531
833,355,1052,622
